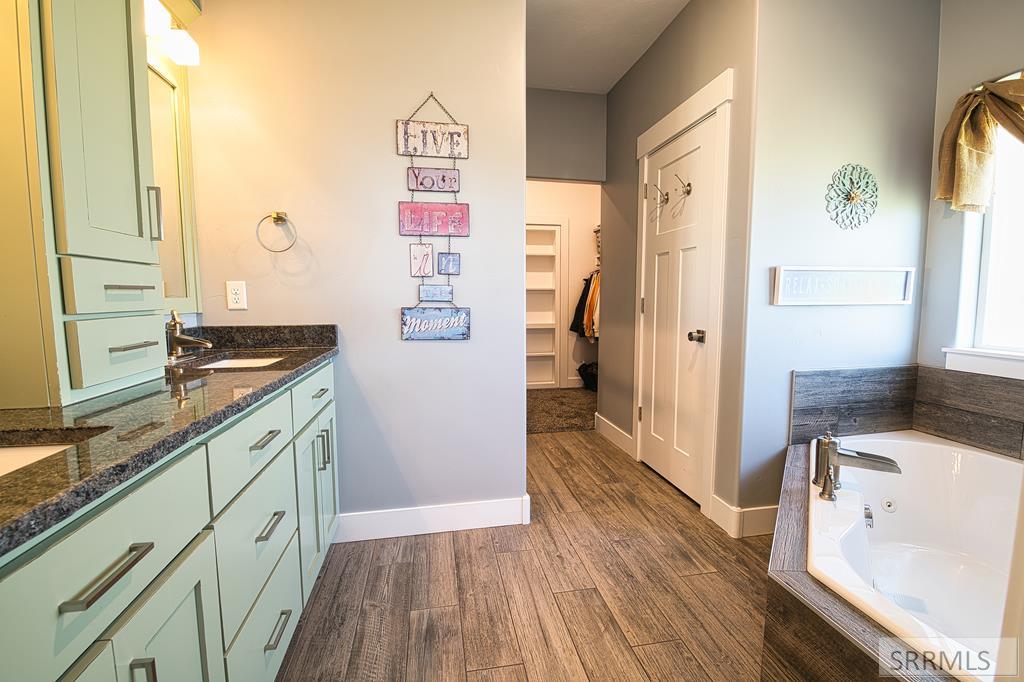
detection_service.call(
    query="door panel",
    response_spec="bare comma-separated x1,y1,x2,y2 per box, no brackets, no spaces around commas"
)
45,0,158,263
639,117,716,503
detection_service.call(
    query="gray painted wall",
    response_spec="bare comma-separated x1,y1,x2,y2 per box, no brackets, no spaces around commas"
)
599,0,758,473
916,0,1024,367
735,0,939,508
189,0,526,514
526,88,606,182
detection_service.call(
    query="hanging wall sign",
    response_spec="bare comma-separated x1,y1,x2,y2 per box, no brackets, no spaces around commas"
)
399,201,470,237
409,243,434,277
407,167,460,192
397,120,469,158
401,307,470,340
419,284,454,302
437,252,461,275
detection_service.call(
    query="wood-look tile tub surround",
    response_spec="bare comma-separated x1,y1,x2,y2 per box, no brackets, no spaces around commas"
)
790,365,1024,459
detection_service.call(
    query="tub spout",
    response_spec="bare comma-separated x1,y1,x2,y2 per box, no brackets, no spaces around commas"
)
814,432,901,502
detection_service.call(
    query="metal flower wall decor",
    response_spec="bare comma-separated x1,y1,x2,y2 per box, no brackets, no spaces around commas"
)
825,163,878,229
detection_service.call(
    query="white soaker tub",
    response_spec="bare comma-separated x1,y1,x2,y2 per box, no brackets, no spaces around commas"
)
807,430,1023,680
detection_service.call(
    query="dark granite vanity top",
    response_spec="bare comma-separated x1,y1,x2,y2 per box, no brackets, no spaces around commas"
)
0,325,338,559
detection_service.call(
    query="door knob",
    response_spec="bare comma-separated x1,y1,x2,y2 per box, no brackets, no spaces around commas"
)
687,329,706,343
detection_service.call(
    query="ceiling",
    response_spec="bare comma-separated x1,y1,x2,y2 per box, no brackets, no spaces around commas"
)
526,0,689,94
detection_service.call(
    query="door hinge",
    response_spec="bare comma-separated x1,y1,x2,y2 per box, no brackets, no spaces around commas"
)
640,297,645,314
643,183,648,199
638,406,643,422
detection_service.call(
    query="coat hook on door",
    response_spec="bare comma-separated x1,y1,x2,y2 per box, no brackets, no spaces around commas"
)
651,183,670,206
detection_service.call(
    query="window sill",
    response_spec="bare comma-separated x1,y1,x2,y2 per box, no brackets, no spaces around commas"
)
942,347,1024,380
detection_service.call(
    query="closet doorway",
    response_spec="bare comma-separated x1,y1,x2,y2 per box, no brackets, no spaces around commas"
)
526,179,600,433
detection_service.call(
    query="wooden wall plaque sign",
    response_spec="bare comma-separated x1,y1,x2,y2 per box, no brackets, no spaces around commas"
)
396,120,469,158
419,284,454,302
399,202,469,237
409,243,434,277
407,167,460,192
401,307,470,340
771,266,915,305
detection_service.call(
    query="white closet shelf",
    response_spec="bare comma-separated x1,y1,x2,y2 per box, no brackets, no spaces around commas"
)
525,246,556,256
526,322,556,329
526,286,556,292
526,351,556,358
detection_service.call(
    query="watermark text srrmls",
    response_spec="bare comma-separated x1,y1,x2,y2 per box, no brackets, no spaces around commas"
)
880,637,1019,678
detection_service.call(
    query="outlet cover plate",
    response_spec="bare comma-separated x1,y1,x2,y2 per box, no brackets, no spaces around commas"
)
226,280,248,310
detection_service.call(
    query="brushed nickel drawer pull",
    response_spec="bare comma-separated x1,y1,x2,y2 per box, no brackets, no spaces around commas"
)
108,340,160,353
104,284,157,291
316,434,327,471
320,428,332,464
312,388,329,399
148,186,164,241
249,429,282,452
255,511,286,543
129,657,158,681
58,542,155,614
264,609,293,652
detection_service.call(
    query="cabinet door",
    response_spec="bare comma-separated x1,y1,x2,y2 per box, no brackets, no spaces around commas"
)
293,423,324,604
43,0,160,263
105,530,225,682
316,407,339,543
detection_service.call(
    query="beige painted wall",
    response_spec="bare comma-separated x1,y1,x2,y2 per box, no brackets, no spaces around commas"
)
526,179,600,386
188,0,526,513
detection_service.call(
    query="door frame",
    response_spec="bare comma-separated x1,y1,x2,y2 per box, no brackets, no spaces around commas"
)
631,68,734,515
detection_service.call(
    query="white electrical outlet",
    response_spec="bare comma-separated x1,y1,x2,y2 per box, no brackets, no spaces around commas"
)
226,281,248,310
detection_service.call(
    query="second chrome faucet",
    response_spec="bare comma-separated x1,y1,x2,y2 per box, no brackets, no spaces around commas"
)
166,309,213,362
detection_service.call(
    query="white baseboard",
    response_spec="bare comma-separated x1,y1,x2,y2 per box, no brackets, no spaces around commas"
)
707,494,778,538
594,412,635,457
332,494,531,543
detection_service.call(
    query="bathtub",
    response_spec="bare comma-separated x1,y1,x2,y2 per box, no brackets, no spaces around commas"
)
807,430,1023,680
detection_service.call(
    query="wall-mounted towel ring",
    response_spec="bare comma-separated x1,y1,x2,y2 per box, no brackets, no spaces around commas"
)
256,211,298,252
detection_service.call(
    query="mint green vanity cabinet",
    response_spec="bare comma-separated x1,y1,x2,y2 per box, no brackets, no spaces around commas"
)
60,257,164,315
103,530,225,682
293,420,325,603
58,642,115,682
224,532,303,682
0,446,208,682
291,362,335,431
317,405,340,545
41,0,160,264
207,390,295,516
65,314,167,388
211,447,299,643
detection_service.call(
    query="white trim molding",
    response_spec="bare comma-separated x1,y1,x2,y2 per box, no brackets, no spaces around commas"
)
943,347,1024,381
333,494,531,543
595,412,635,457
636,68,734,159
708,495,778,538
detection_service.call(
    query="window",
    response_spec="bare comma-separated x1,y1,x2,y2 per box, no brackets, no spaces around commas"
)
973,125,1024,351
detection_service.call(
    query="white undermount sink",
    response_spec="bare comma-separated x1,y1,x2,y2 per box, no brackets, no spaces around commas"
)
198,357,284,369
0,444,71,477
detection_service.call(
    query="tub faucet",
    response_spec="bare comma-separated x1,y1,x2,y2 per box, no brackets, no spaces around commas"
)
813,432,902,502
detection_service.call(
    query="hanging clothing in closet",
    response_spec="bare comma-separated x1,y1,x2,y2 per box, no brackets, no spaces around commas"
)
570,272,600,340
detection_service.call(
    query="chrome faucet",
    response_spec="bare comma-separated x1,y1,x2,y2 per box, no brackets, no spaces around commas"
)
166,309,213,361
813,431,902,502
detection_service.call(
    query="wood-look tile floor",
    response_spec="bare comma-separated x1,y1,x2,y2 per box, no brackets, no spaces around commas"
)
278,430,773,681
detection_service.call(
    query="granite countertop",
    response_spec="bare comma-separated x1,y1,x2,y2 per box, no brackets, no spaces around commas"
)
0,325,338,559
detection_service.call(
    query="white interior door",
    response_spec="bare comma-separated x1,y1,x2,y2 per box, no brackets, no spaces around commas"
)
638,116,716,504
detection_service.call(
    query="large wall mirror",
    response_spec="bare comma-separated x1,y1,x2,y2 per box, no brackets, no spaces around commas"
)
148,54,202,313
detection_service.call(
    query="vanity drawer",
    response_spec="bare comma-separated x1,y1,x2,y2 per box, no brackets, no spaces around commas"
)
291,362,334,430
225,531,302,682
212,447,298,642
65,314,166,388
60,256,163,314
0,446,208,682
207,389,294,515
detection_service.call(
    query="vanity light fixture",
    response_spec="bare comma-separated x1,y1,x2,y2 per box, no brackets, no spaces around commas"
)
144,0,201,66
